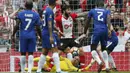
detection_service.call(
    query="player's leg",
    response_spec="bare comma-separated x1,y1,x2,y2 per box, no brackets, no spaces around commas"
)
66,38,82,61
28,52,34,73
52,47,61,73
51,37,61,73
36,35,50,73
85,58,96,70
107,42,118,71
21,52,26,73
60,39,73,61
91,44,103,73
100,30,109,73
101,45,109,69
108,54,117,71
36,49,49,72
91,33,103,73
91,34,102,65
27,38,36,73
69,38,82,59
20,38,28,73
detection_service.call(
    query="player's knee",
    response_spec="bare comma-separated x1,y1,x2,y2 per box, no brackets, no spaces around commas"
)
101,45,107,51
28,52,33,55
91,48,96,51
52,47,59,53
21,52,26,55
101,48,105,51
64,47,71,53
91,44,97,51
42,49,49,55
42,52,48,56
107,50,111,55
52,52,59,59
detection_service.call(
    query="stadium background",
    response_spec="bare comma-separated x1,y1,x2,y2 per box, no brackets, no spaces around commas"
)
0,0,130,72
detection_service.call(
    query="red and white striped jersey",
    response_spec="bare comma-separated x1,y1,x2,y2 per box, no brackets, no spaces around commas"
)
55,13,78,38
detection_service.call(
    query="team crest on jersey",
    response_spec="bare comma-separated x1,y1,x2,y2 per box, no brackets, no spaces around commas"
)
49,15,52,18
64,24,72,29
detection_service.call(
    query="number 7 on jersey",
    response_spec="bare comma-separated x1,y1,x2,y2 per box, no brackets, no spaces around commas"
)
25,18,32,30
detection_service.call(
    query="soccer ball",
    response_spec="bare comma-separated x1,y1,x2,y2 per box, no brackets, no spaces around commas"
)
71,47,79,57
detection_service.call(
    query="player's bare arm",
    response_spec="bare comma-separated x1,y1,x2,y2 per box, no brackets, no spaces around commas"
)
9,9,19,19
75,15,91,43
107,14,111,31
77,11,88,17
84,17,91,34
9,7,24,19
11,19,20,42
48,20,54,44
36,26,42,39
54,25,64,37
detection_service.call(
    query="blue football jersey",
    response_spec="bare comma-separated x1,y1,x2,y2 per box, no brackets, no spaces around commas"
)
17,10,41,38
42,7,54,35
88,8,111,29
108,31,118,42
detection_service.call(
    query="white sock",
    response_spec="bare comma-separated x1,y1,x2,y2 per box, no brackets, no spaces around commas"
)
108,55,116,68
91,50,102,65
89,58,96,67
21,56,26,73
67,53,73,61
52,52,61,72
103,50,109,69
91,58,96,65
28,55,34,73
99,51,104,61
37,54,46,72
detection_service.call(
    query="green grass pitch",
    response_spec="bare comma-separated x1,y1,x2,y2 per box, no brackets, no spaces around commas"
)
0,72,130,73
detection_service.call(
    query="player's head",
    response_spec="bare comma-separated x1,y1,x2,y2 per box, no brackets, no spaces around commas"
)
96,0,104,7
72,56,80,67
49,0,56,8
25,0,33,10
62,5,71,18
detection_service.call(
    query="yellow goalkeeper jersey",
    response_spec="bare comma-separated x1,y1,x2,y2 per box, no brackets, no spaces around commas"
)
25,56,79,72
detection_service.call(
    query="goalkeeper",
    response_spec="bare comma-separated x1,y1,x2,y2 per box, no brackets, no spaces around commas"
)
25,55,82,72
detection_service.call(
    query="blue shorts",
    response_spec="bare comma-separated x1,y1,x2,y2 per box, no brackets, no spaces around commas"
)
107,38,118,52
42,34,57,49
54,33,60,46
91,28,108,48
20,38,36,52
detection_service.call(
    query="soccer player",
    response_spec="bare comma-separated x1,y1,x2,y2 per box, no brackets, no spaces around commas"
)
25,55,82,72
11,0,41,73
36,0,61,73
83,0,111,73
55,5,87,61
85,25,118,71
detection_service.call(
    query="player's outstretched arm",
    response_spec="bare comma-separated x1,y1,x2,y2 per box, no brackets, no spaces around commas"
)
11,19,20,42
77,11,88,17
9,9,19,19
84,17,91,34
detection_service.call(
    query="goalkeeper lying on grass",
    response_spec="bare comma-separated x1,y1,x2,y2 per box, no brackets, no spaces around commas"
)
25,56,83,72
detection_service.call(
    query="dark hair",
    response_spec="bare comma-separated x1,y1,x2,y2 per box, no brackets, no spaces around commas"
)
61,5,70,13
96,0,104,7
48,0,56,5
25,0,33,9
